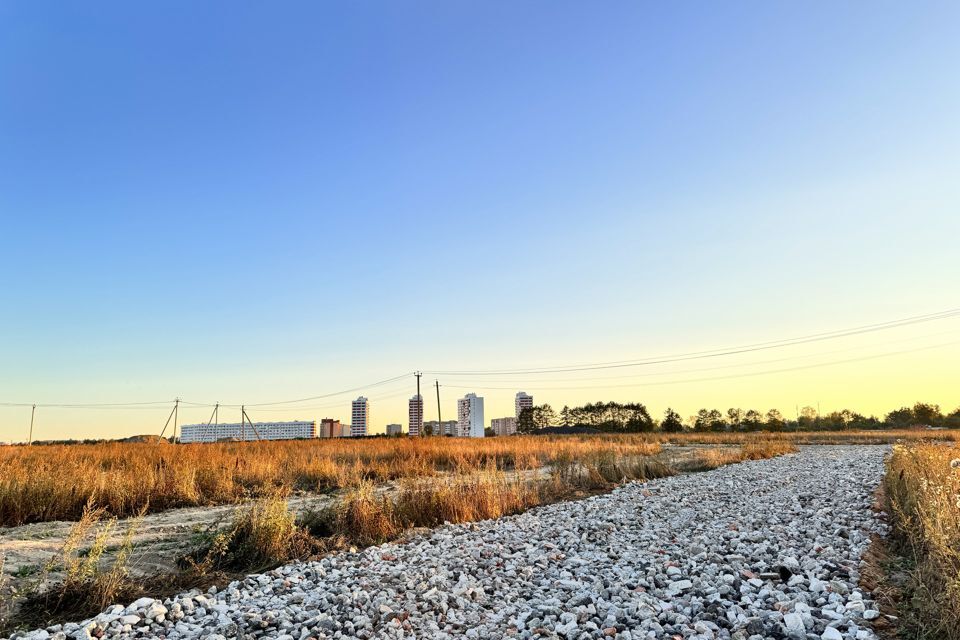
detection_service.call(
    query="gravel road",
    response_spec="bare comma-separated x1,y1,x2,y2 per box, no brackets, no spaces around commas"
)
13,446,888,640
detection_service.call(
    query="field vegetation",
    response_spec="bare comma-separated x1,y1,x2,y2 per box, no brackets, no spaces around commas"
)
884,443,960,639
0,431,950,529
0,436,662,527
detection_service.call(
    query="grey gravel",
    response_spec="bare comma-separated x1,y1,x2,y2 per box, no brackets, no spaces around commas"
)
10,445,888,640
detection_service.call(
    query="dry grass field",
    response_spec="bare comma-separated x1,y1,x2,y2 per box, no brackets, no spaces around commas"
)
0,430,948,528
884,442,960,639
0,436,664,527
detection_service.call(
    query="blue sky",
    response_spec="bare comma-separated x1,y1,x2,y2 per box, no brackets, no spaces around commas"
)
1,2,959,438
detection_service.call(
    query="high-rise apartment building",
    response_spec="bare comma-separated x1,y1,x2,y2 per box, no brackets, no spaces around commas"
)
408,394,424,436
457,393,485,438
515,391,534,418
351,397,369,437
490,417,517,437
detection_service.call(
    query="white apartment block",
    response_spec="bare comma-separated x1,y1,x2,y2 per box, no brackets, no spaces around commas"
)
386,423,403,436
515,391,533,418
351,397,369,437
490,416,517,437
408,394,424,436
457,393,485,438
180,420,317,443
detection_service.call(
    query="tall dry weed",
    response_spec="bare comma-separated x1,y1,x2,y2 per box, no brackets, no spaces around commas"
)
885,444,960,639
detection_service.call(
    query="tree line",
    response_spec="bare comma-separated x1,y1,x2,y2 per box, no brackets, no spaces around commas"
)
516,401,960,433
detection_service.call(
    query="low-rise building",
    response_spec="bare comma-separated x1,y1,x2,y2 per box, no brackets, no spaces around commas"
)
320,418,350,438
422,420,457,436
180,421,317,443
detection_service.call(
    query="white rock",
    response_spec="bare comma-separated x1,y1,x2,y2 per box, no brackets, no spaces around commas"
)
822,627,844,640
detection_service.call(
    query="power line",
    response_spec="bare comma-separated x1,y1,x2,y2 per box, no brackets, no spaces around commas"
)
439,339,960,391
2,308,958,419
0,373,413,412
437,328,960,386
240,388,415,413
181,372,413,408
0,399,176,408
424,307,960,376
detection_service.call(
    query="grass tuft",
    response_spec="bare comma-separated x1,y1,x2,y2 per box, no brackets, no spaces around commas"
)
884,443,960,639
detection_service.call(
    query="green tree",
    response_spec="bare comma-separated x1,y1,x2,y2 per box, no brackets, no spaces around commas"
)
944,407,960,429
798,406,818,429
693,409,712,432
708,409,727,432
912,402,942,427
743,409,763,431
726,408,744,431
765,409,785,431
532,404,557,430
517,407,536,433
884,406,914,428
624,403,654,432
661,408,684,433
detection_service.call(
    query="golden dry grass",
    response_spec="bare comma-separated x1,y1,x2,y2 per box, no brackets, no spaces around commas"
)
0,430,932,527
0,436,660,526
884,443,960,639
333,454,672,545
9,501,150,633
688,441,799,470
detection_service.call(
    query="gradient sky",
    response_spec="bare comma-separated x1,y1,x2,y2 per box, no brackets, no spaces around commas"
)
1,2,959,440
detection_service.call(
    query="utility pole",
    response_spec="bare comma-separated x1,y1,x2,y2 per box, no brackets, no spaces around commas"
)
241,405,246,441
241,406,262,440
28,404,35,445
435,380,442,437
173,398,180,443
205,402,219,426
415,371,422,436
158,399,179,443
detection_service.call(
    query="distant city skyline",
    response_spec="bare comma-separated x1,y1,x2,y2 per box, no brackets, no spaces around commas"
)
2,3,959,440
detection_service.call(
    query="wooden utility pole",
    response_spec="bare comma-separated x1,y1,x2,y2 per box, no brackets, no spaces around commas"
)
435,380,442,436
158,399,179,443
172,398,179,443
241,406,262,440
28,404,35,445
205,402,219,426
